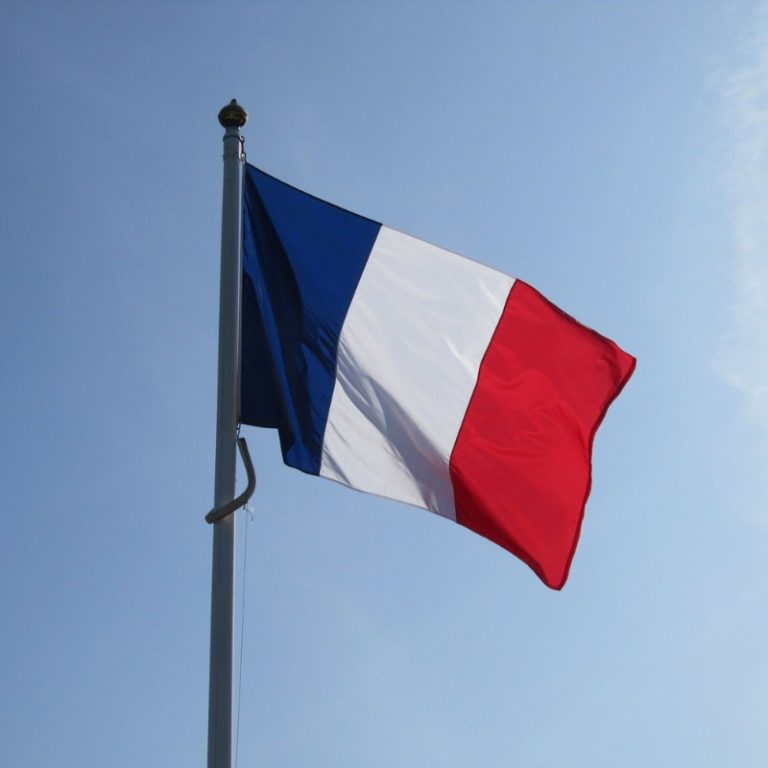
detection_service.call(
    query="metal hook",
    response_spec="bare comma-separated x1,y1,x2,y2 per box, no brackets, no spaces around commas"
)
206,436,256,524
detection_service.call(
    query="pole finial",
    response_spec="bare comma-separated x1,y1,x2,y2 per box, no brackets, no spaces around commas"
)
218,99,248,128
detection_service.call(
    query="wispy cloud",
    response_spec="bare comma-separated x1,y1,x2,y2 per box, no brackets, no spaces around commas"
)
717,9,768,428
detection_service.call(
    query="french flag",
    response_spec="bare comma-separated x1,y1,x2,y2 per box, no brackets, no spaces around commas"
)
241,164,635,589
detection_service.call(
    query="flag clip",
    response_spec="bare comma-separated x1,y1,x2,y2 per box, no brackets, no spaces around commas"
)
205,436,256,524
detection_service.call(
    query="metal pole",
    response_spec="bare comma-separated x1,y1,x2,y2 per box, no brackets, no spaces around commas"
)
208,99,247,768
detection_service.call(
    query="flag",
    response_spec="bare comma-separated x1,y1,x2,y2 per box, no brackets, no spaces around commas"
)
240,164,635,589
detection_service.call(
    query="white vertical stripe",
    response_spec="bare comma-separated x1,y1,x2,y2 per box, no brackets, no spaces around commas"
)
319,226,514,520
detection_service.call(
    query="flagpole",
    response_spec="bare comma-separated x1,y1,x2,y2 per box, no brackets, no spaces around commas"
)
208,99,247,768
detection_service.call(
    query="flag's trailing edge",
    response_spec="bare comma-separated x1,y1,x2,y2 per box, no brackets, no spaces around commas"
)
241,164,635,589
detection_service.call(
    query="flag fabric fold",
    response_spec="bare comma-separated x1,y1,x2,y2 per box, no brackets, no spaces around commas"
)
240,164,635,589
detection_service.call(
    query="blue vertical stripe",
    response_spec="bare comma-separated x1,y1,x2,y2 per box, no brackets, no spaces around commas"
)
240,165,382,474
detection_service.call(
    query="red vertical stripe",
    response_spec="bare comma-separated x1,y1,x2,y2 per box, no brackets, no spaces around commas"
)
449,281,635,589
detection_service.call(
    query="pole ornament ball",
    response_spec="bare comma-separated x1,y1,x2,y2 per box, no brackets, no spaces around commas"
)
218,99,248,128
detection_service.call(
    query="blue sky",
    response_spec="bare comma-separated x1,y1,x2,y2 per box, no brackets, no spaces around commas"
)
2,2,767,766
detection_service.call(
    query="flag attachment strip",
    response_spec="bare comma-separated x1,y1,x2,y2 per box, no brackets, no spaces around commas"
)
206,437,256,523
